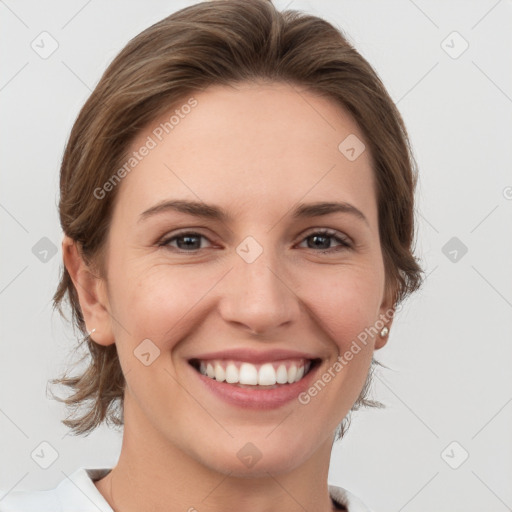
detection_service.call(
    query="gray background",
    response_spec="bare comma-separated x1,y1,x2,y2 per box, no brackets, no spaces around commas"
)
1,1,511,511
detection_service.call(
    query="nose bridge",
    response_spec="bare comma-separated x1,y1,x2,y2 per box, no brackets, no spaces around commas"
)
219,234,299,334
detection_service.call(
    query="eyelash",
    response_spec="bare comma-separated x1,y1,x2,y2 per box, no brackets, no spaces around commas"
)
157,228,352,254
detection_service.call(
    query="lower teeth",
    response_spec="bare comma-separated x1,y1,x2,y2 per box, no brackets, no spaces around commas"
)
231,382,285,389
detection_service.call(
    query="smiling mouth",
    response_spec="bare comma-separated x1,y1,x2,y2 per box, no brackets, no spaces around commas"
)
189,358,321,388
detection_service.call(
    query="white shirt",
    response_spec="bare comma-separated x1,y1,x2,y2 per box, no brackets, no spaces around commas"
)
0,467,374,511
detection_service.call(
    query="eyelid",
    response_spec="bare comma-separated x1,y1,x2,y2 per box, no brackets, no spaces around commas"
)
296,228,353,252
158,229,215,247
299,226,352,244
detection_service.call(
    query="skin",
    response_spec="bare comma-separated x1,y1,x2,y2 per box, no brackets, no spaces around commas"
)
63,81,395,512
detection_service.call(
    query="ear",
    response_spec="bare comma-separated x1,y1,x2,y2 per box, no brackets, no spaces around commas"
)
375,281,397,350
62,236,115,346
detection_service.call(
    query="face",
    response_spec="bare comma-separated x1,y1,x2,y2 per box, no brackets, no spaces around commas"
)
71,81,393,477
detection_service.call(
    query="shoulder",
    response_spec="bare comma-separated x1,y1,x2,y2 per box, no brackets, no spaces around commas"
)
329,483,375,512
0,468,113,512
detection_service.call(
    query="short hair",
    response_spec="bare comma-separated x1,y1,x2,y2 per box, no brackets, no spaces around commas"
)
49,0,423,438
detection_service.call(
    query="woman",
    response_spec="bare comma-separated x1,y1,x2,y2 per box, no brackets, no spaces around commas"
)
0,0,422,510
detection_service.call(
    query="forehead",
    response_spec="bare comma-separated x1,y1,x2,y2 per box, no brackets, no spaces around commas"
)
115,81,377,227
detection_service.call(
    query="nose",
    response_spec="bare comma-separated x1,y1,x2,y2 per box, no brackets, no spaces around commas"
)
218,245,301,336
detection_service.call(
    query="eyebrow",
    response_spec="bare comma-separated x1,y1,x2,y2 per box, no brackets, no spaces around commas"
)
138,199,369,226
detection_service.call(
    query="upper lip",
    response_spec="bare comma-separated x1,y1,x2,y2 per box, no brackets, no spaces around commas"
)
188,348,320,364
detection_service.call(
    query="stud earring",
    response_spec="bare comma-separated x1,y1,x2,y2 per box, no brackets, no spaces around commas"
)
380,326,389,337
87,328,96,337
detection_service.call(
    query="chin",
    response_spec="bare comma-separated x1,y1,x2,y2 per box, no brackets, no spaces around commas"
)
193,430,321,478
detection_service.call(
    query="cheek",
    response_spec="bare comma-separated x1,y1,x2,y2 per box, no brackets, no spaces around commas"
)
108,261,220,347
300,265,383,351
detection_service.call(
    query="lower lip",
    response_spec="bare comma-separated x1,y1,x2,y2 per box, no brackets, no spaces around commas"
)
190,361,320,410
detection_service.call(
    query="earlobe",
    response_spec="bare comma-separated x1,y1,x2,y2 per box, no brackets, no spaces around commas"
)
375,325,390,350
62,236,115,347
375,285,397,350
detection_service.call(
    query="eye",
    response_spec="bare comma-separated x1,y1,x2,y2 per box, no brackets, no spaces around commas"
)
158,231,212,252
158,228,352,254
297,229,352,253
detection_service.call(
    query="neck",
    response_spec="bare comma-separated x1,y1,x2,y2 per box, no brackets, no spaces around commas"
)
95,392,337,512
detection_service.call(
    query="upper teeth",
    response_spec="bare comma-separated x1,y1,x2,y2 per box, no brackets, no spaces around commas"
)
197,359,311,385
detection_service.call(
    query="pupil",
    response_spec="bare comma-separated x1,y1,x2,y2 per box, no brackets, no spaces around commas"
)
178,235,199,250
310,235,329,249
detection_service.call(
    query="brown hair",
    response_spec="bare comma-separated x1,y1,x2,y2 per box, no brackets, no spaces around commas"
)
49,0,423,439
